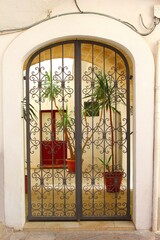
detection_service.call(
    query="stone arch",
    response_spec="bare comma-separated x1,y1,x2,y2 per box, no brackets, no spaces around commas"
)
2,13,154,229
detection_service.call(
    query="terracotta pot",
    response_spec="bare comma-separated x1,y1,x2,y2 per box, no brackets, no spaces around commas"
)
104,171,123,193
66,159,84,173
66,159,76,173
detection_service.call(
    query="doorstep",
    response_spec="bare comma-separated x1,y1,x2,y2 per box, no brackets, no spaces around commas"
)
24,221,135,231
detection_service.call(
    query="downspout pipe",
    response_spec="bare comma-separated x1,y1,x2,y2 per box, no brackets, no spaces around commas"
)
152,41,160,231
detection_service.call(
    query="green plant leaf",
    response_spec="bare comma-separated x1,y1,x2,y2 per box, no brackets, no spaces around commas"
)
22,97,37,121
42,71,61,101
98,155,112,171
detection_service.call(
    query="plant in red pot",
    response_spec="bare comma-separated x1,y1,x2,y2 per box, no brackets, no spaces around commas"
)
56,106,76,173
56,104,102,173
42,72,87,173
88,71,126,192
99,156,123,193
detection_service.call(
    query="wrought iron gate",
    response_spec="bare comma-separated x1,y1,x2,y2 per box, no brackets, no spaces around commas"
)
25,40,131,220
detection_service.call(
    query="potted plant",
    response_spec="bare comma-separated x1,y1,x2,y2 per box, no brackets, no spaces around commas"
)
55,104,98,173
98,156,123,193
42,72,77,172
55,98,105,173
42,72,101,173
85,71,126,192
56,105,76,172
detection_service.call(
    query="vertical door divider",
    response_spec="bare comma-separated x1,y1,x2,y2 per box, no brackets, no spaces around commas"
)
75,41,82,220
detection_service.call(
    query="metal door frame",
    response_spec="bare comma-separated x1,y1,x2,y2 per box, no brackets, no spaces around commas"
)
26,40,131,221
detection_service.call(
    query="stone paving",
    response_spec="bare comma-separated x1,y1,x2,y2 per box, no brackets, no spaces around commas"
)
0,226,158,240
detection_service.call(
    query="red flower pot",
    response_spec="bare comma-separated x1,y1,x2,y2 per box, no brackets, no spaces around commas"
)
66,159,76,173
104,171,123,193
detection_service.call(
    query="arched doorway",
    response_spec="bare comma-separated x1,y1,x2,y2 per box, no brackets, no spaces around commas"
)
25,40,132,221
3,12,154,229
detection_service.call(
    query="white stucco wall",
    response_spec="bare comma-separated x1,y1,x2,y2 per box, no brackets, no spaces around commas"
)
1,13,154,230
0,33,20,222
154,41,160,231
0,0,159,35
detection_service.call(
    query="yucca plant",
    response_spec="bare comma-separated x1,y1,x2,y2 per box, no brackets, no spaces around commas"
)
42,71,62,110
98,156,112,172
42,72,100,162
85,71,126,172
42,72,76,161
56,105,75,159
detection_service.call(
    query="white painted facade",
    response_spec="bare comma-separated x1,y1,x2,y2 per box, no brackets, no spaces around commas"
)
0,0,160,231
